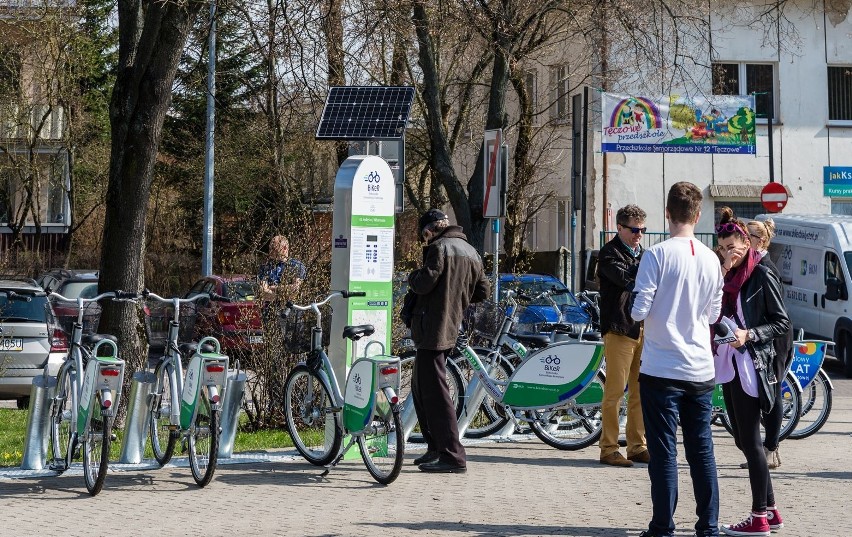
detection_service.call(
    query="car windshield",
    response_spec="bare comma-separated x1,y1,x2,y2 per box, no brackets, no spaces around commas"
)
59,281,98,299
226,281,257,302
499,279,580,307
0,294,48,322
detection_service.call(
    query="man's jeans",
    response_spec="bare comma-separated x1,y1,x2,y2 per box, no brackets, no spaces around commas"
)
640,382,719,537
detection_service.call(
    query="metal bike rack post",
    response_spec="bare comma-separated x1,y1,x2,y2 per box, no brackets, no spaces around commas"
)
400,396,418,442
218,368,247,459
119,371,156,464
21,374,57,470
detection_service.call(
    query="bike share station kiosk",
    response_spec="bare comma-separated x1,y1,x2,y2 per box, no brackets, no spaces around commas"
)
318,86,414,453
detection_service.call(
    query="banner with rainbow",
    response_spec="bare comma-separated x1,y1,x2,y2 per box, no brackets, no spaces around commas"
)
601,93,756,154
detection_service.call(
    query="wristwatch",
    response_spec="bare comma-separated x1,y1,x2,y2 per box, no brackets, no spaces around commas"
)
747,329,757,342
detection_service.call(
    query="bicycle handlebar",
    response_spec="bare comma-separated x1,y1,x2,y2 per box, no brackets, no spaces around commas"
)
49,290,139,304
284,290,365,314
144,291,224,304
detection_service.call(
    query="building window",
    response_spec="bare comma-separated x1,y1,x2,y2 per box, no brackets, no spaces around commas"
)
525,70,538,124
47,157,66,224
0,47,21,96
557,199,568,247
712,62,777,121
551,64,569,122
713,201,765,223
831,200,852,216
828,66,852,122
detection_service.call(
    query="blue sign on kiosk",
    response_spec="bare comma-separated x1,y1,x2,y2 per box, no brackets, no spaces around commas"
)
823,166,852,197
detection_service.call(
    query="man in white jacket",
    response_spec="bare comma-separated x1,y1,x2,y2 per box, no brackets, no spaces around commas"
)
631,182,724,537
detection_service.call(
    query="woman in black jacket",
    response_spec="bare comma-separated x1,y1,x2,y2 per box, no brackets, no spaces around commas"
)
714,207,791,537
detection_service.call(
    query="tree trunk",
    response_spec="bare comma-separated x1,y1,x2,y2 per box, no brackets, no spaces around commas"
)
100,0,204,375
322,0,348,167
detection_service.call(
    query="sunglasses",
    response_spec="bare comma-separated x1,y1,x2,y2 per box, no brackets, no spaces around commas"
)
715,222,747,237
749,233,763,242
618,223,647,234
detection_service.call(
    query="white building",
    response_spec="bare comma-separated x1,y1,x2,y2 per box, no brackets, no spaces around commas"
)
501,1,852,282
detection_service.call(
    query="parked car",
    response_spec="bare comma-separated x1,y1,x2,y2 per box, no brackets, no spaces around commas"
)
37,268,163,349
497,273,593,334
0,279,68,409
184,275,263,355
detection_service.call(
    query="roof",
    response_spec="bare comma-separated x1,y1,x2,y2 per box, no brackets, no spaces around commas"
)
0,279,43,292
709,184,793,198
757,213,852,225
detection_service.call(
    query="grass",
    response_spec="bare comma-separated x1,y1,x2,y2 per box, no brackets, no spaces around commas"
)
0,407,295,468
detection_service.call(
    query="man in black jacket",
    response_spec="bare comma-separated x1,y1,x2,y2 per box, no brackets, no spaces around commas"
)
408,209,490,473
598,204,650,467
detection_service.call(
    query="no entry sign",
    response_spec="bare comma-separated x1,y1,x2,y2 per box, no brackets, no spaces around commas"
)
761,182,788,213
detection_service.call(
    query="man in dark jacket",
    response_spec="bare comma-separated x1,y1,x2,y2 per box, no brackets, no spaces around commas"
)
597,204,650,467
408,209,490,473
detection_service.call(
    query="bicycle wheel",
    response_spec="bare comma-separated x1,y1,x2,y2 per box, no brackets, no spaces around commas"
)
188,389,219,487
788,369,831,440
358,389,404,485
399,351,465,443
528,371,605,450
83,393,112,495
456,353,514,439
284,364,342,466
49,369,74,471
778,370,802,441
150,365,177,466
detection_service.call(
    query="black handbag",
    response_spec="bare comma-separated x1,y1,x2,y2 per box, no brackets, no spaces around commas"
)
400,289,417,328
756,363,777,414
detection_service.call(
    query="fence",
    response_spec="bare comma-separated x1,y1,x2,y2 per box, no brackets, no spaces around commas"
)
599,231,717,250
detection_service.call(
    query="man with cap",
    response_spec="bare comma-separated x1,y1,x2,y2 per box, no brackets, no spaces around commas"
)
408,208,490,473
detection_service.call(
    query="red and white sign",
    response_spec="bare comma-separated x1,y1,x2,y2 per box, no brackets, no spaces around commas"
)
761,182,788,213
483,129,502,218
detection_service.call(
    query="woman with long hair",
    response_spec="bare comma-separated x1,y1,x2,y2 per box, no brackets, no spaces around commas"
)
715,208,791,536
742,218,793,470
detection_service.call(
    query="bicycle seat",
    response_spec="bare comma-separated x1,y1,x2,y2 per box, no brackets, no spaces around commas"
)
509,332,551,348
342,324,375,341
81,333,118,347
179,341,217,355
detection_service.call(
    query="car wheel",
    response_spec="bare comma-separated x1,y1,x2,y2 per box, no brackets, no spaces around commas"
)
17,396,30,410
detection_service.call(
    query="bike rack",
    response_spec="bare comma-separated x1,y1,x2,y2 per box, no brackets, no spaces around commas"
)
21,373,57,470
218,367,247,459
118,371,156,464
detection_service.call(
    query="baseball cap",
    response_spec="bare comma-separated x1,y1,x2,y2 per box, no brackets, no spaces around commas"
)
418,209,448,233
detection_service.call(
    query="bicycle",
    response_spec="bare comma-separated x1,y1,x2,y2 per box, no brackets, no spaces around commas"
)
452,323,605,450
712,369,803,442
786,331,833,439
282,290,404,485
47,290,138,495
145,291,230,487
456,290,607,446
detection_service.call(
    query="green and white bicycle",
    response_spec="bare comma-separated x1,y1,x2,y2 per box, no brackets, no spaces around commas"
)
48,290,137,495
145,291,230,487
282,290,404,485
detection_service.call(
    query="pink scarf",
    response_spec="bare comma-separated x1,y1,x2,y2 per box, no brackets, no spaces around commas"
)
721,248,762,320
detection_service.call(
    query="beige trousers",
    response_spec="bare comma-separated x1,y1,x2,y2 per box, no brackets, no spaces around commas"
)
599,330,646,458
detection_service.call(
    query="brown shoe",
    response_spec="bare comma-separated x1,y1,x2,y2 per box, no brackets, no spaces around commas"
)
600,451,633,467
628,450,651,464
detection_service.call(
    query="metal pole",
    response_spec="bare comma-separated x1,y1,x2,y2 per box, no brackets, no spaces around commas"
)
492,218,500,302
579,86,589,292
767,96,775,183
570,213,576,290
201,0,217,276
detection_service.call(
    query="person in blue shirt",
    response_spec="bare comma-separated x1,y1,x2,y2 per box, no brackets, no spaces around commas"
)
258,235,306,301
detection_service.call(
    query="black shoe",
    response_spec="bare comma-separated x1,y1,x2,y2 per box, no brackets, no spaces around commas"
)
413,451,439,465
418,460,467,473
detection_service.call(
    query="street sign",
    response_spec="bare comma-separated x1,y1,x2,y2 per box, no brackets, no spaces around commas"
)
483,129,503,218
761,182,788,213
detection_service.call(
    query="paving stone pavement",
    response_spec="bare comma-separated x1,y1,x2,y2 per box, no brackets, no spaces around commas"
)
1,369,850,537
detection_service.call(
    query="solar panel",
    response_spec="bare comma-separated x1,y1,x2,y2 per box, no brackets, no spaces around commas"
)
315,86,415,140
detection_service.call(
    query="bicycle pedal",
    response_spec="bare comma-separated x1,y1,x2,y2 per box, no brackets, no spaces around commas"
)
329,406,343,413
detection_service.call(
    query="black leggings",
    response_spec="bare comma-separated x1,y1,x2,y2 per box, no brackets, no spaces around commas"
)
762,386,783,452
722,363,776,512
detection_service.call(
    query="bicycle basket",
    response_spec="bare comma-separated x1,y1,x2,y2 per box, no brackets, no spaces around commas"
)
464,301,506,340
279,309,331,354
144,300,198,348
510,304,552,335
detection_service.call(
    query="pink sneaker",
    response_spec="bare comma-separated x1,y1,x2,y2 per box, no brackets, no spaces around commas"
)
767,507,784,531
721,512,771,536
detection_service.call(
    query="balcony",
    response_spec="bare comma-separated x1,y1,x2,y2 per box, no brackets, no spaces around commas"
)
0,103,65,141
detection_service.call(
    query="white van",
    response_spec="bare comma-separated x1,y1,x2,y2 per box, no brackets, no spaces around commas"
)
757,214,852,377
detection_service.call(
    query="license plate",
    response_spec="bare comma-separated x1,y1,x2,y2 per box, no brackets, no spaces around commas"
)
249,335,264,344
0,338,23,351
